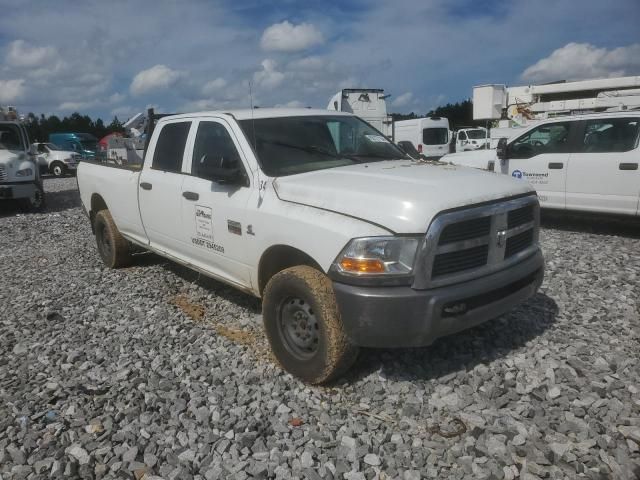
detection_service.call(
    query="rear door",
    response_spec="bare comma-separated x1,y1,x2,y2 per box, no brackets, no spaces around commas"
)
565,117,640,215
501,121,574,210
138,120,192,255
179,119,254,288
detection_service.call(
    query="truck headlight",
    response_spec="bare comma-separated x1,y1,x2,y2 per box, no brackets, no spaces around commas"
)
16,168,33,177
334,236,421,276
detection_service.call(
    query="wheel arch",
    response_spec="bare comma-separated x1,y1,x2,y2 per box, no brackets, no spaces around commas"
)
258,244,324,296
89,193,108,233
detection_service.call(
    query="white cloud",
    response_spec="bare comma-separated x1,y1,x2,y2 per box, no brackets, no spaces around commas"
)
521,43,640,83
202,78,227,95
392,92,413,107
275,100,305,108
0,79,26,103
260,21,324,52
6,40,57,68
253,59,285,90
130,64,184,96
58,101,96,111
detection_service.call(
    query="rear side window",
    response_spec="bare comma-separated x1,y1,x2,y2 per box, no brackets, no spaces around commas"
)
581,118,640,153
152,122,191,172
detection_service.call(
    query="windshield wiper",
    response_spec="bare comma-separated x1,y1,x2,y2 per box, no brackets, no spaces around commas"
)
263,140,345,159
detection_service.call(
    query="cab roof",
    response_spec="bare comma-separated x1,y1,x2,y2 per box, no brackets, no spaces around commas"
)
161,108,354,122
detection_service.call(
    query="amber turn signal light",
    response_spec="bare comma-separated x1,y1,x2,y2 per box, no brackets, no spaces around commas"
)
339,257,385,273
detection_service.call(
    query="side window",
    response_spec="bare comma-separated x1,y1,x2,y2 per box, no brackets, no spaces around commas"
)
582,118,640,153
37,144,47,153
152,122,191,172
509,122,570,159
459,132,467,141
192,122,242,178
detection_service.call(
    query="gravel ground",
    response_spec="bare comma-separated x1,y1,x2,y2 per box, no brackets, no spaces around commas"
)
1,176,639,480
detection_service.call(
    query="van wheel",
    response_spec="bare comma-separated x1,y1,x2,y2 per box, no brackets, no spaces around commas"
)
19,185,46,213
262,266,359,384
50,162,66,177
94,210,132,268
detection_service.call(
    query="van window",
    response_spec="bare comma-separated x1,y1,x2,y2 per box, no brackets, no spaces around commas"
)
458,131,467,141
192,122,242,179
581,118,640,153
423,128,448,145
510,122,570,159
152,122,191,172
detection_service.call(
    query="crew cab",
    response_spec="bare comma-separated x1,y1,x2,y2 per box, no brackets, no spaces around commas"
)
77,108,544,383
444,112,640,215
0,121,45,211
33,142,82,177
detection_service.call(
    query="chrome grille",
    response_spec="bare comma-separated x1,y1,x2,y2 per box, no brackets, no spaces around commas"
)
0,165,6,181
413,195,540,289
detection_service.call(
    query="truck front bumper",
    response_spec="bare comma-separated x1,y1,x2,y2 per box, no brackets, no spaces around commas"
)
333,250,544,348
0,181,39,201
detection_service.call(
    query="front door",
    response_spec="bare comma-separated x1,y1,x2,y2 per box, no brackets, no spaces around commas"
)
138,120,192,255
501,121,573,210
180,119,254,289
565,117,640,215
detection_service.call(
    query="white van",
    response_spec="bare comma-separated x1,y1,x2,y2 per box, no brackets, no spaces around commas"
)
393,117,451,159
492,112,640,215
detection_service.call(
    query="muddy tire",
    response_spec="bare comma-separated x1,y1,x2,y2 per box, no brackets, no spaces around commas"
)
19,184,45,213
50,162,66,177
94,210,132,268
262,265,359,384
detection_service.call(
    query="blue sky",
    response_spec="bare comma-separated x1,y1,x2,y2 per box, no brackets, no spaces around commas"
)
0,0,639,121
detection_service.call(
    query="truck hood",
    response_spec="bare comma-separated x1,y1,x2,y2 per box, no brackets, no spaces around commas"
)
0,149,26,163
273,159,533,233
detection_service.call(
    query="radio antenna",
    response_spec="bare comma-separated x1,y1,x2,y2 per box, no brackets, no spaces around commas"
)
249,80,257,152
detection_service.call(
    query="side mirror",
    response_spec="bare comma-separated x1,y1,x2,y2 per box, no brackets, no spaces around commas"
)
29,144,38,156
496,137,508,160
206,167,242,184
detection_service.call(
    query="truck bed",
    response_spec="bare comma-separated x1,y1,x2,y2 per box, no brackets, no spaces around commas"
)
77,160,148,245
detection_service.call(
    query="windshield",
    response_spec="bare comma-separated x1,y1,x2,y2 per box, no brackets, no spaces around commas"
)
422,128,448,145
80,140,97,151
239,115,406,176
466,129,488,139
0,125,23,150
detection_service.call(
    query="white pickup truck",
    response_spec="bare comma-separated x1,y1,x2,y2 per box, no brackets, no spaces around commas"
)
77,108,544,383
443,112,640,215
33,142,82,177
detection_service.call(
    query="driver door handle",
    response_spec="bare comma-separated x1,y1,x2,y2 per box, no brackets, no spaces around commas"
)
619,163,638,171
548,162,564,169
140,182,152,190
182,191,199,201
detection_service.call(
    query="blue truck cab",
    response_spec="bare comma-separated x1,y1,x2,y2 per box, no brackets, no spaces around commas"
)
49,133,98,159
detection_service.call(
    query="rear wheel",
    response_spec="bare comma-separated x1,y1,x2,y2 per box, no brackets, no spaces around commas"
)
50,162,66,177
94,210,132,268
262,266,359,384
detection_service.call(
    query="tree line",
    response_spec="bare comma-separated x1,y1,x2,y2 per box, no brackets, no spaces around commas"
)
23,112,125,143
391,99,488,129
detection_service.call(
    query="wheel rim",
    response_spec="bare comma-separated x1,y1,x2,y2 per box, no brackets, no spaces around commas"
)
278,297,319,359
53,165,62,176
98,223,112,260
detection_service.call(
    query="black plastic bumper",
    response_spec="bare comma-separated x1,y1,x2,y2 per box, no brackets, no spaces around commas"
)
333,250,544,348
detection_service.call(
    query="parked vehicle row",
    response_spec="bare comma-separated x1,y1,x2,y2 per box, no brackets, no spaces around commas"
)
78,108,544,383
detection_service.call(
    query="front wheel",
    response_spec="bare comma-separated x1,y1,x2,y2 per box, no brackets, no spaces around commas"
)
262,266,359,384
94,210,132,268
50,162,66,177
19,184,45,213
